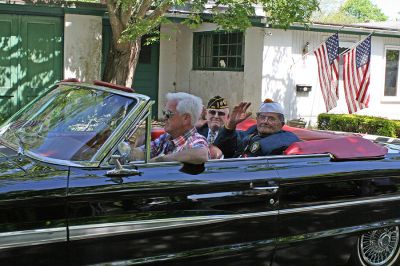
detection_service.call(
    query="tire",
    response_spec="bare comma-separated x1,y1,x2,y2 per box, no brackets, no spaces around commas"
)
351,226,400,266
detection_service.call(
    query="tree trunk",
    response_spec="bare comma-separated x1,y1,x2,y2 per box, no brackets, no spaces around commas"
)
103,38,141,87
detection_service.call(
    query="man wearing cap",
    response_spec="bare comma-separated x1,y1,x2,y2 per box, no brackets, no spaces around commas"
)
196,96,230,144
214,99,300,158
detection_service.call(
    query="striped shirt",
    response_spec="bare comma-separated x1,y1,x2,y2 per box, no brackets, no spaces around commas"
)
149,127,209,158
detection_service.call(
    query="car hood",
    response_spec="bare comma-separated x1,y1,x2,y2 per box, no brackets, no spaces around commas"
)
0,145,69,198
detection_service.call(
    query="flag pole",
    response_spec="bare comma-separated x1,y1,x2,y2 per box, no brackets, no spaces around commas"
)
301,26,344,58
339,32,374,56
289,30,340,70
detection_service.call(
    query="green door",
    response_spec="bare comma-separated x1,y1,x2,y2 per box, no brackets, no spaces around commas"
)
133,41,159,118
0,14,18,120
0,14,62,121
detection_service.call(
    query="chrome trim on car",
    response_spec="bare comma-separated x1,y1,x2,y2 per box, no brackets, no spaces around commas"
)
89,237,275,266
95,100,152,164
90,219,400,266
69,211,279,241
279,195,400,215
145,113,152,163
3,195,400,250
0,227,66,250
99,100,154,167
68,195,400,241
276,218,400,244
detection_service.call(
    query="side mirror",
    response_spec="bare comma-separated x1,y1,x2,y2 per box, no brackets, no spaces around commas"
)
106,155,142,177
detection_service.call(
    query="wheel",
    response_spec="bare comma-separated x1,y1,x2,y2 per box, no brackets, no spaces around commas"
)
352,226,400,266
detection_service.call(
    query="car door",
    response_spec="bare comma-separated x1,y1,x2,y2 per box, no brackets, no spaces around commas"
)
66,157,280,265
269,154,400,266
0,155,69,265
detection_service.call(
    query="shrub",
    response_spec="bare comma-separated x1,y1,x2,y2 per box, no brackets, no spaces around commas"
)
395,120,400,138
317,113,399,138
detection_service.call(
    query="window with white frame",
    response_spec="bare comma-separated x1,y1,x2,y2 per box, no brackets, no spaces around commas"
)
384,47,399,97
193,31,244,71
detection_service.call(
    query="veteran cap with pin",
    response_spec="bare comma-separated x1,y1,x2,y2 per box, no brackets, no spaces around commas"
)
207,96,228,109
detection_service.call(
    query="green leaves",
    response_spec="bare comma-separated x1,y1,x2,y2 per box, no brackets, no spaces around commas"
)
316,0,388,24
263,0,319,28
341,0,388,22
318,113,399,138
213,1,254,31
120,16,167,42
107,0,319,43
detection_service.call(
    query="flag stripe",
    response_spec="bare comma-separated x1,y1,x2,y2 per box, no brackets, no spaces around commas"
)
315,49,329,112
314,33,339,112
343,35,371,113
314,49,330,112
356,63,370,103
321,46,337,110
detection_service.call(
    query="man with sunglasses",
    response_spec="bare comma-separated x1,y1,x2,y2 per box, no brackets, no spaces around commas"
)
214,99,300,158
197,96,230,144
123,92,209,164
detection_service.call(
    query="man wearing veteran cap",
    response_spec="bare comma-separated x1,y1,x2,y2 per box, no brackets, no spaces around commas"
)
197,96,230,144
213,99,300,158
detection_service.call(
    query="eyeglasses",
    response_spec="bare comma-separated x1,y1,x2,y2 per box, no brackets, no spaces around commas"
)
163,110,176,119
208,110,227,116
256,113,280,123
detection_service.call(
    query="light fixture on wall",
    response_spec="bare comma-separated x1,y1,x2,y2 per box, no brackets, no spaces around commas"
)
302,42,310,55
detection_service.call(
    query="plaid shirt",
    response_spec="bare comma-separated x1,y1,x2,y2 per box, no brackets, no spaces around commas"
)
149,127,209,158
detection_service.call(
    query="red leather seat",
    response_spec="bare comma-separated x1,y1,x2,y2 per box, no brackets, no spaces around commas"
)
284,136,388,160
151,127,165,140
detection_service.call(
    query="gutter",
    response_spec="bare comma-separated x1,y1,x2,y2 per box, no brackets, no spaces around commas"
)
286,22,400,38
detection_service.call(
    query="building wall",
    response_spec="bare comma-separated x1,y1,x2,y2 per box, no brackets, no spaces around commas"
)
243,27,264,113
159,22,400,124
159,23,264,117
268,29,400,124
370,35,400,120
64,14,102,82
262,29,297,121
158,23,178,116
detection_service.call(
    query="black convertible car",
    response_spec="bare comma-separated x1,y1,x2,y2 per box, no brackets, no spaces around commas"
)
1,81,400,266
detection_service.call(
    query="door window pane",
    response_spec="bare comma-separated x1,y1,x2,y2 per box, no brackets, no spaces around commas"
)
384,49,399,96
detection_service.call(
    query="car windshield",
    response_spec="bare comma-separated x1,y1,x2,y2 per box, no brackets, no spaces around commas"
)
0,84,138,161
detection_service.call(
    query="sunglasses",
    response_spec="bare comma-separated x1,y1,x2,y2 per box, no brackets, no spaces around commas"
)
208,110,227,116
162,110,176,119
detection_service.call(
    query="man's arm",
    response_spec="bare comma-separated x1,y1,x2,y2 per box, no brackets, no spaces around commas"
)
213,102,252,158
150,147,209,164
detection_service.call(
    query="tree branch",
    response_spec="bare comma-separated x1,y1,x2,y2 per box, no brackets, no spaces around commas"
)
106,0,123,43
136,0,153,18
147,0,173,22
121,6,134,27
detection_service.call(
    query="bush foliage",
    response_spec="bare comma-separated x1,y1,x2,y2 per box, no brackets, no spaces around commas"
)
317,113,400,138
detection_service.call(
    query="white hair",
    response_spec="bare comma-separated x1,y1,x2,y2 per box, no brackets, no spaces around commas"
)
166,92,203,126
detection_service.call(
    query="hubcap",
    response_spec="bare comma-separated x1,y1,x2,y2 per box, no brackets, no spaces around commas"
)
360,226,400,266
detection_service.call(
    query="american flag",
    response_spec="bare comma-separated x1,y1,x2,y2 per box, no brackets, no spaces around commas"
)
343,35,371,114
314,33,339,112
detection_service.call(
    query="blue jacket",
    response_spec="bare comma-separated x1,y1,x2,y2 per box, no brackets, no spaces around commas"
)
214,125,300,158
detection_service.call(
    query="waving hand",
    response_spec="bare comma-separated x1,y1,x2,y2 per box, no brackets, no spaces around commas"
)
226,102,252,130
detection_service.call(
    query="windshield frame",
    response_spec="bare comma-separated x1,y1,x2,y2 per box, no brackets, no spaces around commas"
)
0,82,150,167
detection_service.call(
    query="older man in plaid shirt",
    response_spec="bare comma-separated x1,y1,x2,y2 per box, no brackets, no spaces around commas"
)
126,92,209,164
